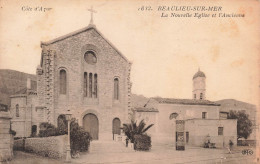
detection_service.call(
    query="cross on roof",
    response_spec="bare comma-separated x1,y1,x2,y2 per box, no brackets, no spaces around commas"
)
88,6,97,25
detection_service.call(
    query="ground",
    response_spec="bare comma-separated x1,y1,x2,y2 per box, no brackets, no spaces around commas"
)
4,141,257,164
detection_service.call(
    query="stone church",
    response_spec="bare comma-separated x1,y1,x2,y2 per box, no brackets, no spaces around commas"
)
133,69,237,148
10,20,132,140
9,17,238,147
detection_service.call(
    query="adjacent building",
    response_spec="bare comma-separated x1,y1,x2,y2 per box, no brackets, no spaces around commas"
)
134,69,237,148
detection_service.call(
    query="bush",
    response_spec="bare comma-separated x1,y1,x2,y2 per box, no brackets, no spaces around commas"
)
134,134,151,151
70,118,92,155
123,119,154,143
10,129,16,136
39,122,59,137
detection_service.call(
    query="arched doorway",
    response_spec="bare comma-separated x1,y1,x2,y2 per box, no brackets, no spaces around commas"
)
31,125,37,137
112,118,121,140
57,114,67,134
83,113,99,140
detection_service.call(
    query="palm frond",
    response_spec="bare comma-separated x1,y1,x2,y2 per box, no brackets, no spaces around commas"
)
142,124,154,133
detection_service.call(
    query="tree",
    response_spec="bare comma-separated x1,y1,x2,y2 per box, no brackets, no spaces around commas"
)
123,119,154,143
228,110,252,140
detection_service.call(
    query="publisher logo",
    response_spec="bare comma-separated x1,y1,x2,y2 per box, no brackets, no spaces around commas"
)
242,149,253,155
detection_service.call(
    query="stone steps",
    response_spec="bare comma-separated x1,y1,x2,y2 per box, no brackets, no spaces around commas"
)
89,140,134,153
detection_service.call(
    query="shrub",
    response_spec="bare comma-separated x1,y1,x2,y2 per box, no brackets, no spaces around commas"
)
37,119,92,155
70,118,92,155
39,122,59,137
123,119,154,143
134,134,151,151
10,129,16,136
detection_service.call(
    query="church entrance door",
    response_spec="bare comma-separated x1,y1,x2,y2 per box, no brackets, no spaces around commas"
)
83,113,99,140
112,118,121,140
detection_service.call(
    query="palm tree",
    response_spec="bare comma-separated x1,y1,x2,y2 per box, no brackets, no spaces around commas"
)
123,119,154,143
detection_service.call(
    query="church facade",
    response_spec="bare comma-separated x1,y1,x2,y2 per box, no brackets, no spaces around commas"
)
10,23,132,140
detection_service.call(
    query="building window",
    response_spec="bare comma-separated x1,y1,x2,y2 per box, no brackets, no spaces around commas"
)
114,78,119,100
202,112,207,119
186,132,189,143
194,94,196,99
84,72,98,98
200,93,203,100
84,72,88,97
89,73,93,98
218,127,224,135
94,74,98,98
84,51,97,64
169,113,179,120
15,104,19,117
60,69,67,94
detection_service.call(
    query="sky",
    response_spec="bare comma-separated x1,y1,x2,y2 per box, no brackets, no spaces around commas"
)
0,0,259,105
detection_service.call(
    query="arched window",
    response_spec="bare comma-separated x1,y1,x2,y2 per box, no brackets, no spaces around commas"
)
16,104,19,117
89,73,93,97
84,51,97,64
114,78,119,100
60,69,67,94
84,72,88,97
200,93,203,100
94,74,98,98
169,112,178,120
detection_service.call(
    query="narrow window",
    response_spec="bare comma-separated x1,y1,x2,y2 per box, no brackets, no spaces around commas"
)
218,127,223,136
89,73,93,98
200,93,203,100
114,78,119,100
84,72,88,97
202,112,207,119
60,69,67,94
16,104,19,117
94,74,98,98
194,94,196,99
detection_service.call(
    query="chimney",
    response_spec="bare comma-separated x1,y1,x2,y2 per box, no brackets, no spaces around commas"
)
27,78,31,89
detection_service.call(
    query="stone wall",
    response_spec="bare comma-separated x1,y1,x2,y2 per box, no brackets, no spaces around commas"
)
14,135,67,159
0,112,13,162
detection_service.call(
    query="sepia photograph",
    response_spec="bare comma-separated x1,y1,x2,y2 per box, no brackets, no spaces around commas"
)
0,0,259,163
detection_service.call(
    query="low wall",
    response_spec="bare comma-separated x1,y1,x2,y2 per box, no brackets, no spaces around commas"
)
13,139,25,151
238,140,256,146
14,135,67,159
0,112,13,162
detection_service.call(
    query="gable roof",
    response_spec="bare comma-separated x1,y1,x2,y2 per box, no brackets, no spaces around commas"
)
152,97,220,106
40,24,130,63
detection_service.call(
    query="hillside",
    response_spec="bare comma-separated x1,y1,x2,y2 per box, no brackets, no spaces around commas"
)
216,99,256,112
0,69,36,106
131,93,150,108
